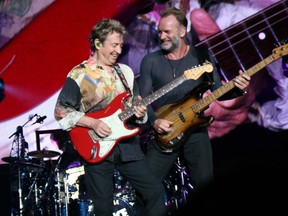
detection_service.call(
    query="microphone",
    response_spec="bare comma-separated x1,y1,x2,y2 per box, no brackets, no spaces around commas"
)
28,114,38,120
32,115,47,125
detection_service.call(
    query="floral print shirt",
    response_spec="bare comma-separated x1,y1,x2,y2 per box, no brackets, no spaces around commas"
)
54,57,138,131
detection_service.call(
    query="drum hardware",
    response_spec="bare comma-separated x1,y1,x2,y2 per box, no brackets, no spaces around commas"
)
64,167,137,215
2,156,46,171
2,156,21,163
63,162,194,216
113,170,131,195
112,170,136,215
113,198,135,216
64,165,88,215
65,165,85,200
22,171,41,214
17,160,46,169
40,152,67,216
9,157,64,216
64,162,194,216
68,199,94,216
5,116,70,216
174,157,194,206
7,120,32,216
4,125,194,216
27,150,61,159
54,167,67,216
163,157,194,214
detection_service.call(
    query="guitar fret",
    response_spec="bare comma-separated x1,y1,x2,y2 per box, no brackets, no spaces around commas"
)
203,2,288,53
196,0,288,81
143,80,181,106
191,44,287,115
244,20,264,61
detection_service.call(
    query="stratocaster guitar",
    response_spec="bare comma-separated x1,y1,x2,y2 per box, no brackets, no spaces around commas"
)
155,43,288,151
69,61,213,163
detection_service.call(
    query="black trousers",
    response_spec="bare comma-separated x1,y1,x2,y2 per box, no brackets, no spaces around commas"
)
145,128,214,189
136,128,214,215
84,159,167,216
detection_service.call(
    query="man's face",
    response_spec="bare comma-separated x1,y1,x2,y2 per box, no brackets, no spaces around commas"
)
99,32,124,66
158,15,181,52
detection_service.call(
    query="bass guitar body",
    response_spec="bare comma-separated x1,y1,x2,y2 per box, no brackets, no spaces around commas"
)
155,82,214,151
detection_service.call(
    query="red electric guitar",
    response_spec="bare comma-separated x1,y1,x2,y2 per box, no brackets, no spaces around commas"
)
69,61,213,163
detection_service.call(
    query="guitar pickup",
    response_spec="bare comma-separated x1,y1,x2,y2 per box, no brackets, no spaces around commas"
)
88,129,100,143
178,112,186,122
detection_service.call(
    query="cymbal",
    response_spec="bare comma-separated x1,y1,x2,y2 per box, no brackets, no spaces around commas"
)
27,150,61,158
2,156,19,163
1,157,45,169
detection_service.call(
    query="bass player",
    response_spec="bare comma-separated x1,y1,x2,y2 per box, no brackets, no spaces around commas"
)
137,6,250,209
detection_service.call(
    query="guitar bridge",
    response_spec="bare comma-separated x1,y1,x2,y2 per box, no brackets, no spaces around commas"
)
170,133,184,143
158,133,185,152
87,130,98,159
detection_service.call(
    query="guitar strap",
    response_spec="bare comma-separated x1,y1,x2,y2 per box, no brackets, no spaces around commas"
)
113,63,132,96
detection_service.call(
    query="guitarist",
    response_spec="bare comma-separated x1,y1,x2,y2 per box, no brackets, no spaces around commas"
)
138,7,250,208
54,19,167,216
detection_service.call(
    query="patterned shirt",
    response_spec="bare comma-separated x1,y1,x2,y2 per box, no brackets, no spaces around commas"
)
54,57,146,162
55,57,135,131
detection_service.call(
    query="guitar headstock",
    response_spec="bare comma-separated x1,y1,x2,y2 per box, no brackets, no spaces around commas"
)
272,42,288,59
183,61,213,80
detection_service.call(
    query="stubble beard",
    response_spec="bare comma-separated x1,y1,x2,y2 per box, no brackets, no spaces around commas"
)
160,37,180,53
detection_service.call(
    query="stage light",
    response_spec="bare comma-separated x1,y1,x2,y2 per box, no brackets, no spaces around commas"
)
0,78,5,102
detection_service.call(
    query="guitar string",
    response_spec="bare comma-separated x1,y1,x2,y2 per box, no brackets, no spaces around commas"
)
197,5,287,48
212,16,288,56
197,7,287,55
160,3,287,142
162,44,284,130
161,3,286,145
163,44,200,126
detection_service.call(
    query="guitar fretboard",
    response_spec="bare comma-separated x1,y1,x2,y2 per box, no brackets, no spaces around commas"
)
197,0,288,81
191,53,279,113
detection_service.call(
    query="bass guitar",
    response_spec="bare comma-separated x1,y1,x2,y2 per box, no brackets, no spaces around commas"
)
69,61,213,163
155,43,288,151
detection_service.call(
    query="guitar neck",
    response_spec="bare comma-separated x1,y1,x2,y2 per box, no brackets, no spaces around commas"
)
142,75,186,106
119,75,186,121
192,53,276,112
196,0,288,81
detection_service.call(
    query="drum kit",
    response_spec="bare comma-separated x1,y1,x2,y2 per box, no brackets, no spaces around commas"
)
65,167,136,216
3,122,194,216
63,159,193,216
2,150,65,216
4,152,193,216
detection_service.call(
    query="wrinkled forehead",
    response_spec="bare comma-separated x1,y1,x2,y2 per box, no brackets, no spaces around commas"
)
158,15,179,31
104,32,124,43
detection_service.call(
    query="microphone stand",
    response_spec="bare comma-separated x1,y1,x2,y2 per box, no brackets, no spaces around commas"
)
8,115,36,216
